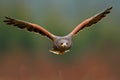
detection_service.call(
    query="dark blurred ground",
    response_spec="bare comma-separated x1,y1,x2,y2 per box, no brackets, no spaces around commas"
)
0,0,120,80
0,49,120,80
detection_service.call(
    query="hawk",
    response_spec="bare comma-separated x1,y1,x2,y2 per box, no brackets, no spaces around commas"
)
3,7,112,54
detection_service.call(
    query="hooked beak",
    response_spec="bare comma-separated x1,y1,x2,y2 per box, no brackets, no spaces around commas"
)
61,42,67,48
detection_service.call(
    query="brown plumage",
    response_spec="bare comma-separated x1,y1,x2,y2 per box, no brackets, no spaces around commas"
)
3,7,112,54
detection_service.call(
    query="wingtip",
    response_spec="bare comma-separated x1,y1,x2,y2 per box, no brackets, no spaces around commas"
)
108,6,113,10
4,16,10,19
104,6,113,14
3,16,14,25
3,16,14,22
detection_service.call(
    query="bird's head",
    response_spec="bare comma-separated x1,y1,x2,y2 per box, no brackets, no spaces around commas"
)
61,42,68,48
50,36,72,54
57,39,71,50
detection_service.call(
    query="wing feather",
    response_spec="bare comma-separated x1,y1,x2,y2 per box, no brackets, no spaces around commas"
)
69,7,112,37
4,17,55,40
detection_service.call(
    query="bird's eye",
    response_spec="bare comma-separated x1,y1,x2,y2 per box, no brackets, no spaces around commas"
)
66,43,68,45
60,43,63,45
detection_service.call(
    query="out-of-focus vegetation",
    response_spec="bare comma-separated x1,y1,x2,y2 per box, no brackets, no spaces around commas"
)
0,0,120,80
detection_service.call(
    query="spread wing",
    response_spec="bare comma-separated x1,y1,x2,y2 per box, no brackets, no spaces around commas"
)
69,7,112,37
3,17,55,40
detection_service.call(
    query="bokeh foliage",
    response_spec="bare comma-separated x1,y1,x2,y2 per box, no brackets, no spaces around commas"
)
0,0,120,57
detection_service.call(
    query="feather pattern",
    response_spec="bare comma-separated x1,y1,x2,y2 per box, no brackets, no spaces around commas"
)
70,7,112,36
3,17,55,40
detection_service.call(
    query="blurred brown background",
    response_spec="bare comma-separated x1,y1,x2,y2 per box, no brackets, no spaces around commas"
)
0,0,120,80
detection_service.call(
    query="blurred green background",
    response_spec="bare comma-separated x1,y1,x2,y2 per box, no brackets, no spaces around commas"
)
0,0,120,80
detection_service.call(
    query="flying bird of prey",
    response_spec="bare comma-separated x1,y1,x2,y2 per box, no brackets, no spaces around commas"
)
4,7,112,54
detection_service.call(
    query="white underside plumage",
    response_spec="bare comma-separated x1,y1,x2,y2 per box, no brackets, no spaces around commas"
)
49,50,70,55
